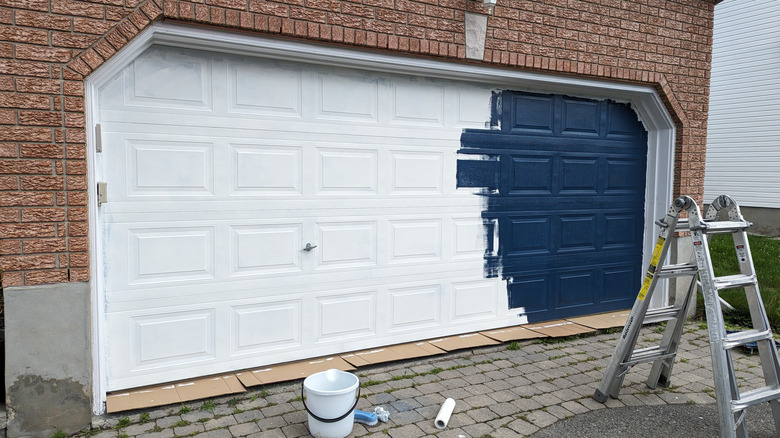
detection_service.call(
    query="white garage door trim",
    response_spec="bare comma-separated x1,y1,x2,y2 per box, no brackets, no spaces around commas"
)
85,22,676,413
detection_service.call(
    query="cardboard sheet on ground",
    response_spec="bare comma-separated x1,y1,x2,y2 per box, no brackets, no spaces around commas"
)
106,384,180,413
236,355,355,387
481,325,548,342
340,342,445,367
426,332,501,351
175,374,245,402
566,310,630,330
106,374,246,413
525,320,596,337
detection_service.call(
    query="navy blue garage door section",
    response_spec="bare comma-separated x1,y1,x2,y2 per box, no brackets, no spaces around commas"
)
458,91,648,322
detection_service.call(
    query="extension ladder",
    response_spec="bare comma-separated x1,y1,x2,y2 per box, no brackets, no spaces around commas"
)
593,195,780,438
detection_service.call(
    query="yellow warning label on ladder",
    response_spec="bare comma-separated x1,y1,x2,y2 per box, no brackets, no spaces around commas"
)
638,236,665,301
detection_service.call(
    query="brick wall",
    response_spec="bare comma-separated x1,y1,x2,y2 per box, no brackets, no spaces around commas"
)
0,0,715,287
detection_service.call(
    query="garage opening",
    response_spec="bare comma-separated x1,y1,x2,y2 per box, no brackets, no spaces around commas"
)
87,22,676,410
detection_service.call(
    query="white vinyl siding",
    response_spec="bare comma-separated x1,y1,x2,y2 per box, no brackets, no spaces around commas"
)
705,0,780,207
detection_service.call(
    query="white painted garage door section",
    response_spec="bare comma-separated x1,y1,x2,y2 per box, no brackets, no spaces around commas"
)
96,45,507,390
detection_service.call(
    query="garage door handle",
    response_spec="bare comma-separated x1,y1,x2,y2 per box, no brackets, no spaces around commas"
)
303,243,317,252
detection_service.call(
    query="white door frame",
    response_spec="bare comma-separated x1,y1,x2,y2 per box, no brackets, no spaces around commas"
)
85,21,676,413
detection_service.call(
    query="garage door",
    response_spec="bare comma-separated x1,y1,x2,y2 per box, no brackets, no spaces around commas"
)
458,91,647,322
95,45,510,390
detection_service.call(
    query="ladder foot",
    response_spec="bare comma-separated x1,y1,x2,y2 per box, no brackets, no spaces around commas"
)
593,389,608,403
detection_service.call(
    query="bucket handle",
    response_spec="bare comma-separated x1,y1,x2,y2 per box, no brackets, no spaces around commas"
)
301,381,361,424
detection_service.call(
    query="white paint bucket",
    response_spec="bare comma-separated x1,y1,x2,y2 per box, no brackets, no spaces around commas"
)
302,369,360,438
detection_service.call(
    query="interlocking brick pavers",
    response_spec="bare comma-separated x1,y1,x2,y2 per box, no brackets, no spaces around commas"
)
78,322,775,438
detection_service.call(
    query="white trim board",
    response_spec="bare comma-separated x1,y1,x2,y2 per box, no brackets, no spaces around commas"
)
85,21,676,414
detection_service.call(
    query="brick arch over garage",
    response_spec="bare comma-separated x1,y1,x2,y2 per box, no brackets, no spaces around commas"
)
65,0,690,131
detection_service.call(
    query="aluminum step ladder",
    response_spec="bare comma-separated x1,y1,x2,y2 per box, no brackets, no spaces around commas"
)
593,196,700,403
594,195,780,438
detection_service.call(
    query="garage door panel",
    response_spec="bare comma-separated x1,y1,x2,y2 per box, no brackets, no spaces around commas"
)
560,158,599,193
389,151,444,193
604,214,642,248
605,157,645,192
557,270,595,308
315,221,377,269
315,71,379,122
229,58,303,117
510,156,554,194
388,219,442,263
316,291,377,341
451,280,499,322
561,98,601,136
453,218,492,258
391,80,445,126
508,216,551,255
603,265,641,303
558,214,598,251
132,309,217,371
507,274,550,312
607,102,646,139
127,140,215,196
230,144,302,195
387,285,441,331
315,148,378,194
229,223,303,276
230,301,303,356
130,227,216,285
502,93,555,134
457,87,494,126
123,47,214,112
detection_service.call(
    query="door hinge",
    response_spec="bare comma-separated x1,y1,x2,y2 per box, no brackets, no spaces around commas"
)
97,182,107,206
95,123,102,153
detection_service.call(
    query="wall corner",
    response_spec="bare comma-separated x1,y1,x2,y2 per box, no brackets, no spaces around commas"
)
4,282,92,438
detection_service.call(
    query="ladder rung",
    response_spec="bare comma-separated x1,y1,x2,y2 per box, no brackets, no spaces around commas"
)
713,274,756,290
732,386,780,412
674,218,690,232
623,346,675,367
722,329,774,350
645,305,685,323
700,220,751,234
657,263,698,278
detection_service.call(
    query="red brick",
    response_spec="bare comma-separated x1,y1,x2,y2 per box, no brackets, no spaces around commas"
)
18,110,63,127
25,269,69,285
194,4,209,21
207,0,247,10
16,44,73,63
0,222,56,238
73,17,115,35
0,159,52,174
21,207,66,222
68,236,88,252
0,59,51,77
67,221,88,236
23,238,67,253
65,160,86,175
20,176,63,191
19,144,63,158
68,268,90,282
0,192,54,207
0,175,17,190
0,239,21,255
69,252,89,267
66,191,87,206
51,0,106,19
